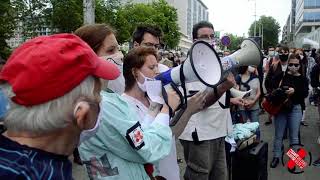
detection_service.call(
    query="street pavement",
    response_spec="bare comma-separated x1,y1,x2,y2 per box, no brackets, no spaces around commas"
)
72,104,320,180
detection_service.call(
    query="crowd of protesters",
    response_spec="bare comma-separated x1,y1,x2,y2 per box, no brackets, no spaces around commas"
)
0,19,320,180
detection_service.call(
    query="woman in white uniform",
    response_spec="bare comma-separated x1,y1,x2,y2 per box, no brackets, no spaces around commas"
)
122,47,180,180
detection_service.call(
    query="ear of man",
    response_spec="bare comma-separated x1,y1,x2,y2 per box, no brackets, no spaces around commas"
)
74,101,91,130
133,41,140,48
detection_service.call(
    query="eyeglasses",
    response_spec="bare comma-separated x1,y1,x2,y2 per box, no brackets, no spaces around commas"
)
141,42,161,50
288,63,300,67
198,34,215,40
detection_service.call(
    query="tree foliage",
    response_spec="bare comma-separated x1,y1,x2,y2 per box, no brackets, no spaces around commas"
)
1,0,181,56
248,15,280,49
151,0,180,49
223,33,245,51
0,0,15,59
105,0,180,49
50,0,83,33
12,0,50,40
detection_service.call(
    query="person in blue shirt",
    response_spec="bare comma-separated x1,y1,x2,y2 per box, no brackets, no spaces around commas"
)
0,58,8,122
0,34,120,179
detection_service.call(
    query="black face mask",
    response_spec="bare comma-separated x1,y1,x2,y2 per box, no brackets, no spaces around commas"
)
279,54,288,62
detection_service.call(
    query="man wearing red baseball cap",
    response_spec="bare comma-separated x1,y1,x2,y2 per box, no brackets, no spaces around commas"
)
0,34,120,179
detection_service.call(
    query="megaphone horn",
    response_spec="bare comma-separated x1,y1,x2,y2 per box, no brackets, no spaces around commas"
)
230,88,252,99
156,40,223,88
221,38,263,71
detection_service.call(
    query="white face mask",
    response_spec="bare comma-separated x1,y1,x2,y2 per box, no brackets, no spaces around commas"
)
77,104,102,144
281,64,288,72
101,52,124,67
201,39,215,48
145,80,165,104
137,72,155,92
248,66,256,73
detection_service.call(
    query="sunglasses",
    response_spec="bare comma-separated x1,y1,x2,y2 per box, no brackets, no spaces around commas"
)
288,63,300,67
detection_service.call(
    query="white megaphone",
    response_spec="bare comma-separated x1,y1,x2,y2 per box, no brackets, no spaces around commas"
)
156,40,222,87
156,39,262,88
221,39,262,72
230,88,252,99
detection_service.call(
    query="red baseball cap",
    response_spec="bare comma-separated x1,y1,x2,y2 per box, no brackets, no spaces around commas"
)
0,33,120,106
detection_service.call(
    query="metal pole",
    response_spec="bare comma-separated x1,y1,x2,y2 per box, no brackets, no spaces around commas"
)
83,0,95,25
254,0,257,37
261,23,264,49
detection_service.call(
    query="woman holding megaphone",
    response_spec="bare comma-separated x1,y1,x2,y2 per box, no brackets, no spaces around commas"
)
75,24,182,180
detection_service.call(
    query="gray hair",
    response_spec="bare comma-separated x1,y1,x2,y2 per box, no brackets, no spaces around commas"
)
2,76,97,134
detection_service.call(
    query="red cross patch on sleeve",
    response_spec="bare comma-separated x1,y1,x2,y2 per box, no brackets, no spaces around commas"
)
126,122,145,150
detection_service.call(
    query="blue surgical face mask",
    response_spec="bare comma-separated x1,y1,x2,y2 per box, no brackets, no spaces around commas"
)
268,51,275,56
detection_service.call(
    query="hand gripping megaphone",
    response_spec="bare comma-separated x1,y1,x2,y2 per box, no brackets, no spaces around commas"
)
156,41,222,126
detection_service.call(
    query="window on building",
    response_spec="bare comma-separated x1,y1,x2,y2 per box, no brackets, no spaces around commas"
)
303,11,320,22
304,0,320,8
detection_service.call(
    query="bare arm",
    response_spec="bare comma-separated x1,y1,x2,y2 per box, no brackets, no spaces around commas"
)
171,74,234,136
203,74,235,108
171,92,206,137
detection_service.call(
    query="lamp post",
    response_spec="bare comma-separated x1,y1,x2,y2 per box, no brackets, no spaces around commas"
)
83,0,95,24
261,23,264,49
254,0,257,37
249,0,257,37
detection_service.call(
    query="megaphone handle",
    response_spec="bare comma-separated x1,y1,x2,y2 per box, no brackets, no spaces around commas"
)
170,82,184,110
169,107,186,126
161,86,174,118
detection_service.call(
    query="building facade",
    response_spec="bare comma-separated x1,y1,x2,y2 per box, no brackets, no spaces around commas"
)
294,0,320,47
282,0,297,47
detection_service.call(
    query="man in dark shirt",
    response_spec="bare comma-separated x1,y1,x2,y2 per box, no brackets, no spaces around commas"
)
0,34,120,179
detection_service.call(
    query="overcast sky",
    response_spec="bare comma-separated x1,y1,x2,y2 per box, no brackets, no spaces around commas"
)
202,0,292,38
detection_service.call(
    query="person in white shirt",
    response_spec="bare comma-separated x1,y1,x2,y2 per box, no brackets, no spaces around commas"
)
179,21,238,180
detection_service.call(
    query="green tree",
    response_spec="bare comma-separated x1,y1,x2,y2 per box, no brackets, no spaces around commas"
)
49,0,119,33
0,0,15,59
50,0,83,33
96,0,120,24
115,3,156,43
248,15,280,49
107,0,180,48
12,0,50,40
151,0,180,49
224,33,244,51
